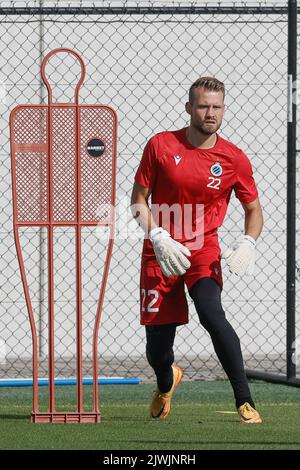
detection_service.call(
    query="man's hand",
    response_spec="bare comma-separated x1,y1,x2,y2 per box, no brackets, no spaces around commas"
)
149,227,191,277
222,235,256,276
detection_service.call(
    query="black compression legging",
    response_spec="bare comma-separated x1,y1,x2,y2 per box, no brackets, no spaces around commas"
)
145,277,254,409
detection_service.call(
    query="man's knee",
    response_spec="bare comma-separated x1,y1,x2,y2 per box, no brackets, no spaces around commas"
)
189,278,226,333
198,303,226,333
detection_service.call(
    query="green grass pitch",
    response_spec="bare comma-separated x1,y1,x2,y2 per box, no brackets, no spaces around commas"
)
0,380,300,450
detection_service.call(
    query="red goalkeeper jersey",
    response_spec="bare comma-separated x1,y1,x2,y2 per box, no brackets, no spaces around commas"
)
134,127,258,251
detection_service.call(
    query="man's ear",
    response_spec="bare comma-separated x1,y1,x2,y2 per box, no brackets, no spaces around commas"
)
185,101,192,116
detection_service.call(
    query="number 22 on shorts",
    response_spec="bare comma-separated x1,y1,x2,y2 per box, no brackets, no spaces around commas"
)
141,289,159,312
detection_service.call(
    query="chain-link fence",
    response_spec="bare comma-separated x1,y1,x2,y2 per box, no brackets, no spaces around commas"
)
0,0,298,383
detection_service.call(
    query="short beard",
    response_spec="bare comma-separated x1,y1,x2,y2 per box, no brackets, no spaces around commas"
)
193,122,221,136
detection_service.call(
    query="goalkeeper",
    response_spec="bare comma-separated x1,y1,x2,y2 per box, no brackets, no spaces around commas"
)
131,77,263,424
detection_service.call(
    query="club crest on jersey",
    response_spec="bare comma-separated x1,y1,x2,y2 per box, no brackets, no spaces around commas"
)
210,161,223,177
173,155,183,166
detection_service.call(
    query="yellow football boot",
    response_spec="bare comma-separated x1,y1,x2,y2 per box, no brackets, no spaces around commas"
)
238,402,262,424
150,365,183,419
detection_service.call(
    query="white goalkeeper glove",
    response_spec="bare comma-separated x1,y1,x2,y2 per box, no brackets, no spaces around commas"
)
222,235,256,276
149,227,191,277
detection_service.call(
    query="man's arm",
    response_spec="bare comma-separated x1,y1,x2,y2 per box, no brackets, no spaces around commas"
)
222,197,263,276
130,181,157,235
130,181,191,277
241,197,264,240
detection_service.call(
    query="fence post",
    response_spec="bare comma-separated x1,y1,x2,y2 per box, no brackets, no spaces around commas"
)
287,0,297,380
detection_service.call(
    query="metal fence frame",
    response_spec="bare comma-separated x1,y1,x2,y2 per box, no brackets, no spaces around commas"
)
0,1,299,386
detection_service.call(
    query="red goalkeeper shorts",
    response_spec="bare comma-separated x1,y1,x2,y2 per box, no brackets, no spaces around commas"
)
139,232,222,325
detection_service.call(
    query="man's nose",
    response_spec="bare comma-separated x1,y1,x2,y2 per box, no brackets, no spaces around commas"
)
206,107,215,118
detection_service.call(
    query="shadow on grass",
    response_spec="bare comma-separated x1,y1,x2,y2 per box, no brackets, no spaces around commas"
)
104,439,300,447
102,415,151,422
0,414,29,421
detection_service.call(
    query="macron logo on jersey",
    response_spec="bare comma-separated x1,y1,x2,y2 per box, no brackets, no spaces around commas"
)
173,155,183,166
